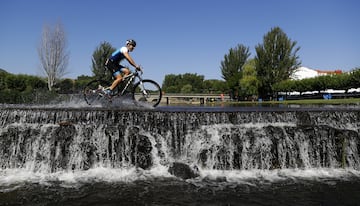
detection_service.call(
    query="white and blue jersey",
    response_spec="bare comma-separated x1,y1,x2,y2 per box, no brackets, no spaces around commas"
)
107,47,129,75
110,47,128,65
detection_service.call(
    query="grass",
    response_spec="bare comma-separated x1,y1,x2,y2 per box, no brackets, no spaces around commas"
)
226,98,360,106
276,98,360,105
163,96,360,106
197,97,360,107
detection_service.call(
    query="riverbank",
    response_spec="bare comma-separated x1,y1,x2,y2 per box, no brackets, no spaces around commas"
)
167,97,360,107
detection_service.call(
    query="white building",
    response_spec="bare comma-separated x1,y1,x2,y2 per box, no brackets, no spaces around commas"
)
291,66,343,80
291,66,319,80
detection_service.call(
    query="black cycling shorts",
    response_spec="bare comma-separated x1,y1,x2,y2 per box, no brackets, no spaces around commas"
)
105,59,119,73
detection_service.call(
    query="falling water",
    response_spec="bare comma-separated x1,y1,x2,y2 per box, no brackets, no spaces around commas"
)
0,105,360,205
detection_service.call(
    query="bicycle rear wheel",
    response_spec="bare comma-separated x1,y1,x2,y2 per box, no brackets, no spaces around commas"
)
83,79,110,105
132,79,162,107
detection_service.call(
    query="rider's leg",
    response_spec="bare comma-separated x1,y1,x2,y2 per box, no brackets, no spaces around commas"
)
122,68,130,78
108,68,130,90
109,73,122,90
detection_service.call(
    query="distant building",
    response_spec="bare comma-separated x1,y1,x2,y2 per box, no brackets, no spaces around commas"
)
316,69,342,76
291,67,318,80
291,67,342,80
287,67,353,95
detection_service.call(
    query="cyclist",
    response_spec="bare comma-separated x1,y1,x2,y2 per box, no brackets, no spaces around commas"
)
104,39,141,95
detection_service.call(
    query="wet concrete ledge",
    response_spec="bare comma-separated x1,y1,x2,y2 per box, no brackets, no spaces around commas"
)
1,104,360,113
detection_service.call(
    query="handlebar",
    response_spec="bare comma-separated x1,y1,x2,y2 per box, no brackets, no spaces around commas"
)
135,66,143,75
126,67,143,79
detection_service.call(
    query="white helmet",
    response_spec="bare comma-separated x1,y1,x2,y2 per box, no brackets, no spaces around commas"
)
126,39,136,47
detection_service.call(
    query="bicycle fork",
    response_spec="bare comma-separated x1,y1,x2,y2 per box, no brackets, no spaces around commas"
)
138,82,148,97
135,75,148,97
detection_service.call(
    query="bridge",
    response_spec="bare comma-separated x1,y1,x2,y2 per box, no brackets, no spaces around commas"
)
161,93,229,105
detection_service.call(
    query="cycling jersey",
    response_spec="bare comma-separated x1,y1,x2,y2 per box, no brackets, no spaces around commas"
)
110,47,128,65
106,46,129,76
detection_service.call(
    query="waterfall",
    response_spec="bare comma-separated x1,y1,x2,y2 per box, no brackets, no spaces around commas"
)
0,107,359,173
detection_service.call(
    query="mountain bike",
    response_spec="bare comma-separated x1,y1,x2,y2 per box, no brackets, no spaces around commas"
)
82,69,162,107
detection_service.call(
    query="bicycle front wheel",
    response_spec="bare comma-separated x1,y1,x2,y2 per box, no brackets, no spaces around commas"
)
83,79,110,105
132,79,162,107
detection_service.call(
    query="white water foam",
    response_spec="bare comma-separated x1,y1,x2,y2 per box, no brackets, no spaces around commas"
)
1,167,359,193
2,94,155,110
194,168,360,185
0,164,172,190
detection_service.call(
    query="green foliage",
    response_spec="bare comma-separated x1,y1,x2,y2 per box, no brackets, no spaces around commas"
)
29,89,59,104
162,73,204,93
239,59,259,98
181,84,193,93
0,71,7,90
55,78,74,94
221,44,250,81
273,68,360,96
255,27,301,98
74,75,95,92
296,78,314,93
164,85,178,93
0,68,8,73
312,75,332,92
0,90,21,103
162,74,179,92
182,73,204,93
92,41,116,81
349,68,360,88
202,79,227,93
332,73,351,90
220,44,250,98
0,72,58,104
162,74,227,94
2,74,47,93
273,79,297,94
25,75,47,90
5,74,27,91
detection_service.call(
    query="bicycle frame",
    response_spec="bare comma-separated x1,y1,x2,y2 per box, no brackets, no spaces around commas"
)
83,69,162,107
115,71,142,97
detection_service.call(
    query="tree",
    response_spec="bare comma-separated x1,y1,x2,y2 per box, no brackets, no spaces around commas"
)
25,75,47,90
331,73,351,91
55,78,74,94
5,74,26,92
202,79,227,93
92,41,116,80
162,73,204,93
255,27,300,99
74,75,94,92
162,74,181,93
220,44,250,99
181,84,193,93
312,75,332,93
350,68,360,88
181,73,204,93
38,22,69,91
239,59,259,99
296,78,314,94
0,70,7,91
0,73,50,104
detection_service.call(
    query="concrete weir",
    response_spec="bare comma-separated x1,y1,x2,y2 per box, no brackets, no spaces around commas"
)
0,106,360,174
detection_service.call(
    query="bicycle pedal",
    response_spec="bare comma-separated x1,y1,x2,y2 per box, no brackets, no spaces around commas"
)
105,94,112,99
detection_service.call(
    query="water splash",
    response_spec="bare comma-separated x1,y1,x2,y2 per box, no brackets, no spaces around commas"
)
0,94,155,110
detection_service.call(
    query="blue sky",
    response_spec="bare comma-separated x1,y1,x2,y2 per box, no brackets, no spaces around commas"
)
1,0,359,85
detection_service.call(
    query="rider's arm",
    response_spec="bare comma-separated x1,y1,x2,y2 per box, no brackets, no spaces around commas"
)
123,52,140,70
